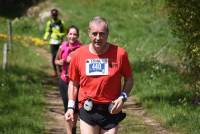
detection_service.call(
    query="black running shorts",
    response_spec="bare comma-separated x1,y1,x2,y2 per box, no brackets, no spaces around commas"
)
79,107,126,130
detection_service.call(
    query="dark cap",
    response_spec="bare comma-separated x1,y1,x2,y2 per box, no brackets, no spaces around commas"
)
51,9,58,16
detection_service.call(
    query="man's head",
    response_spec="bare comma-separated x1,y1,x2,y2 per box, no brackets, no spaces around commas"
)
51,9,58,20
88,16,109,34
88,16,109,54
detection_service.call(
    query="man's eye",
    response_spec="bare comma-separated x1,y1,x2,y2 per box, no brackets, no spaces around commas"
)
92,32,97,36
99,32,105,36
92,32,105,36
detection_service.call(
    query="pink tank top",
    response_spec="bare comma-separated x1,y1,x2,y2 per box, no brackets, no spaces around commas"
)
59,41,81,82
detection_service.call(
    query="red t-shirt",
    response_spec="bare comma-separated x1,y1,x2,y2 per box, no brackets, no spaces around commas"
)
68,44,132,104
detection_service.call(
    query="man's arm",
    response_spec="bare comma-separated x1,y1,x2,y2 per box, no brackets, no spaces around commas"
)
110,75,133,114
122,75,134,96
65,80,79,121
68,80,79,102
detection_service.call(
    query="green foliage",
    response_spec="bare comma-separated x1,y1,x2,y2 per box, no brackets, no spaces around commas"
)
166,0,200,91
0,17,7,32
12,17,43,37
0,0,45,18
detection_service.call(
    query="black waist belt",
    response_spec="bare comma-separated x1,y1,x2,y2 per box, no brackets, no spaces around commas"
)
93,103,109,112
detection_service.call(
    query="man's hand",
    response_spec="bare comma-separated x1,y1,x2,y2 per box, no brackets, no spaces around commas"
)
65,109,74,122
109,97,124,114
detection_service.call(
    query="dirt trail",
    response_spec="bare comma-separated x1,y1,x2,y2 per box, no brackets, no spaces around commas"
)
36,48,81,134
124,97,179,134
36,48,67,134
44,86,66,134
36,47,179,134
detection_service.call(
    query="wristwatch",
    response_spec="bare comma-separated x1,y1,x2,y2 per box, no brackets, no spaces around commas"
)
119,91,128,102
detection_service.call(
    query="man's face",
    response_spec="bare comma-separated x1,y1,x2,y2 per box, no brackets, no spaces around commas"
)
88,22,108,52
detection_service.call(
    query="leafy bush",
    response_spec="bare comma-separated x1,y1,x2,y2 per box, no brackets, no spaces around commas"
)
0,0,45,18
166,0,200,93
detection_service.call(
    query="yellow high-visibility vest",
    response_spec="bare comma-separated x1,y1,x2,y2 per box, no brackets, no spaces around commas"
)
43,19,65,45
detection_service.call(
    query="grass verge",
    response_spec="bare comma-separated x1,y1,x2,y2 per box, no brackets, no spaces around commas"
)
0,41,48,134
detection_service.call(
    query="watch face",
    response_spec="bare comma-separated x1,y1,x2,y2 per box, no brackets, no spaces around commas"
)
123,97,127,102
121,92,128,102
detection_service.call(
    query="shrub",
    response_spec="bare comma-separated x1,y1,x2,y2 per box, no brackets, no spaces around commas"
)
166,0,200,94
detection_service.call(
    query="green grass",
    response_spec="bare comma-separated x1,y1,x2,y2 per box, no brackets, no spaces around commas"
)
55,0,181,62
0,41,48,134
119,112,155,134
133,61,200,134
0,16,44,38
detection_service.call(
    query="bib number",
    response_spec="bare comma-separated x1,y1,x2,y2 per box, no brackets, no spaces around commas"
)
86,58,108,76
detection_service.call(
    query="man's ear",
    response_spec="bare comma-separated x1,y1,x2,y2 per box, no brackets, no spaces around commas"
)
88,30,91,37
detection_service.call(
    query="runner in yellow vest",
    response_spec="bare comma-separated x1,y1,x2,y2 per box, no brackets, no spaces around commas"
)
43,9,65,77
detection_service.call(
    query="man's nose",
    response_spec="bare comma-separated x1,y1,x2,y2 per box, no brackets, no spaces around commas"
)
96,34,100,40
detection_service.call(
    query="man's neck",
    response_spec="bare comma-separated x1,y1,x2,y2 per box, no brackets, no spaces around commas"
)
89,43,109,55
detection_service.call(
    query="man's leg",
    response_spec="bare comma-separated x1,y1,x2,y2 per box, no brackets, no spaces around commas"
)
80,119,100,134
65,113,78,134
65,120,73,134
100,126,118,134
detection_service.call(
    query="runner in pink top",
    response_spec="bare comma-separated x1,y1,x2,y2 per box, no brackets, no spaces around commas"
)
55,25,81,134
59,40,80,82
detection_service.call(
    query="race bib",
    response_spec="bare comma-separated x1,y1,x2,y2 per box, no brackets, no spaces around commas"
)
86,58,108,76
